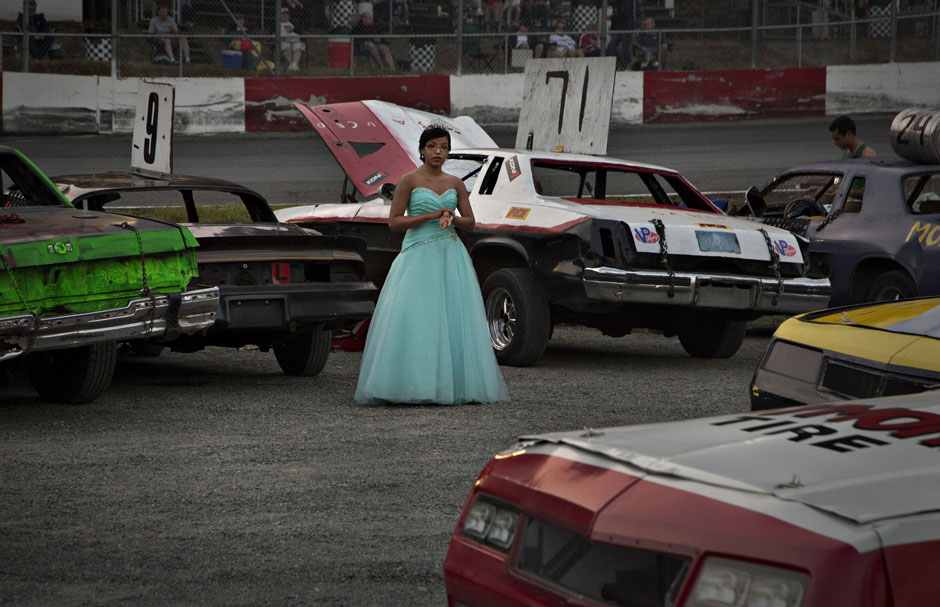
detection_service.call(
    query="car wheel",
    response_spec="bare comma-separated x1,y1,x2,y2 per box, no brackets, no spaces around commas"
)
27,342,118,404
482,268,550,367
867,270,916,302
130,340,164,357
678,315,747,359
274,327,331,377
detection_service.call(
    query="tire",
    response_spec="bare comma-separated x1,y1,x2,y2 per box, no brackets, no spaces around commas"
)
27,342,118,404
273,327,331,377
867,270,916,302
130,340,164,358
678,315,747,359
482,268,550,367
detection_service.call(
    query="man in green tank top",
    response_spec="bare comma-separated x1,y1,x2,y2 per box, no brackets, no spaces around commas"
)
829,115,878,158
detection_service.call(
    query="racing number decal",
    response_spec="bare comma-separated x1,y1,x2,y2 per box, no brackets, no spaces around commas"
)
143,92,160,165
546,66,590,134
895,111,932,148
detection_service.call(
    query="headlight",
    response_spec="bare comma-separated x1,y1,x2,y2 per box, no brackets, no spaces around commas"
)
461,497,520,551
686,557,808,607
760,339,823,384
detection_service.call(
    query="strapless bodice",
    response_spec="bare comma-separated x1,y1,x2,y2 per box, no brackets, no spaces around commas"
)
401,187,458,251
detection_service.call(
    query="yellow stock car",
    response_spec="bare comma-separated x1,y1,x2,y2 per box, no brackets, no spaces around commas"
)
751,297,940,410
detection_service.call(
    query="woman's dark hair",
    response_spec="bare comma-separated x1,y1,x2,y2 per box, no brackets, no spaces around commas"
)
418,124,451,155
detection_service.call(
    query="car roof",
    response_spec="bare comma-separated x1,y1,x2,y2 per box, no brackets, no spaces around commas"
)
774,157,940,175
453,148,677,174
50,171,264,200
521,392,940,524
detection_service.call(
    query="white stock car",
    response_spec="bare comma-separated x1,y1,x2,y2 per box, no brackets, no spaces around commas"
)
277,100,831,366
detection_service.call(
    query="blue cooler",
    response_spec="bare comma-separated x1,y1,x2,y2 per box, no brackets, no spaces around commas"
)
221,50,243,69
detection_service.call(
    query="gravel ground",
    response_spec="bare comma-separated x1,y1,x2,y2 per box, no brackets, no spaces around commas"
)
0,325,776,607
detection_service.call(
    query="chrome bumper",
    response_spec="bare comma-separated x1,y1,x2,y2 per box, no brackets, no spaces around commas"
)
582,267,831,314
0,287,219,362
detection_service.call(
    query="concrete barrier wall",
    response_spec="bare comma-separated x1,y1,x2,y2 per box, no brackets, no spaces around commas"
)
2,62,938,134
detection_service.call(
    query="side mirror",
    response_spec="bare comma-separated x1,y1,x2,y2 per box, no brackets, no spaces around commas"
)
380,182,396,203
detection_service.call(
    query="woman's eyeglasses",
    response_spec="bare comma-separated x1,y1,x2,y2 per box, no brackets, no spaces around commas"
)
424,143,450,152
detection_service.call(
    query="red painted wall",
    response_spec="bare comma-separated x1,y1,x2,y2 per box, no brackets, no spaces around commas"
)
244,76,451,131
643,67,826,123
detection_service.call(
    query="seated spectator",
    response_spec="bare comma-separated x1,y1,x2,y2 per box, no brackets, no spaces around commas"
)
16,1,58,59
515,23,544,58
505,0,521,28
484,0,503,32
579,22,601,57
149,1,191,64
630,17,668,70
226,13,272,70
180,0,197,28
280,6,306,71
352,11,396,70
392,0,410,26
547,21,583,57
520,0,549,28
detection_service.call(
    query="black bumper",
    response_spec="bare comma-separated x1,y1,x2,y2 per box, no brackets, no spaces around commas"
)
211,282,376,332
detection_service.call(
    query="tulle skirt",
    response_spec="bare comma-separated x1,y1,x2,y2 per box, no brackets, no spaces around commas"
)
355,232,509,405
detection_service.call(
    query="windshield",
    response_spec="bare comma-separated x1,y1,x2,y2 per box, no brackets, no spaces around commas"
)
517,516,689,605
1,154,70,208
762,173,842,215
529,161,715,211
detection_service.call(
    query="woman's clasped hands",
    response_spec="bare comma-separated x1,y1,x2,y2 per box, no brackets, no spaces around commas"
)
438,208,454,229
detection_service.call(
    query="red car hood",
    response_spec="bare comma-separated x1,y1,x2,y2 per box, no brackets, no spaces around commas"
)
295,99,497,198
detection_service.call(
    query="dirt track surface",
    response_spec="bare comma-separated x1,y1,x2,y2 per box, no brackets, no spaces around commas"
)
0,326,771,606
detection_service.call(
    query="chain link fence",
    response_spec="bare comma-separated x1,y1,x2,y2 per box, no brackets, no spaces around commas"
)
0,0,937,76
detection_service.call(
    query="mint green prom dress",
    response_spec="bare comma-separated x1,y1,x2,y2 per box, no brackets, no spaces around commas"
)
354,187,509,405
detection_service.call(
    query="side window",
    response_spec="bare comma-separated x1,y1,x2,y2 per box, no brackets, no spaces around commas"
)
444,156,486,195
843,177,865,214
904,173,940,215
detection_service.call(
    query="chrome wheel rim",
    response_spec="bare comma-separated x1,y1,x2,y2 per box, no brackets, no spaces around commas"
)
485,287,515,351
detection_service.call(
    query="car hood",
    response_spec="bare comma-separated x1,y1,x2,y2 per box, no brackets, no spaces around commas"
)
520,393,940,524
295,99,497,199
799,297,940,338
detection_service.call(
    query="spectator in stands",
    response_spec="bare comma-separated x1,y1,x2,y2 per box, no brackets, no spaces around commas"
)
606,0,643,69
521,0,550,29
484,0,504,32
579,22,601,57
17,1,56,59
352,11,396,70
515,23,544,58
630,17,669,70
392,0,410,26
547,21,583,57
505,0,521,28
829,115,878,158
180,0,197,28
149,1,191,64
226,12,272,71
280,6,306,71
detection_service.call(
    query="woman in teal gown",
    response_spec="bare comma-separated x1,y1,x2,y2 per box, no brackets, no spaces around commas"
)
355,126,509,405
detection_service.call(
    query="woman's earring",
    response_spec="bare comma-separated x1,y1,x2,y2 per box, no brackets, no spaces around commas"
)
420,152,425,161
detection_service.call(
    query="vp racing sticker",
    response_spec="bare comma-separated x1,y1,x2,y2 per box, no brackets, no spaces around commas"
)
773,239,797,257
633,226,660,244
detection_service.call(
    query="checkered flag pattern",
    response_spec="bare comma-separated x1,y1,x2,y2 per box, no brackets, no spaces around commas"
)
409,42,436,71
868,6,890,39
572,5,598,33
331,0,355,30
84,37,112,61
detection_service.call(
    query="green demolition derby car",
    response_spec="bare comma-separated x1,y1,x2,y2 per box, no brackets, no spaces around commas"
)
0,147,219,404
